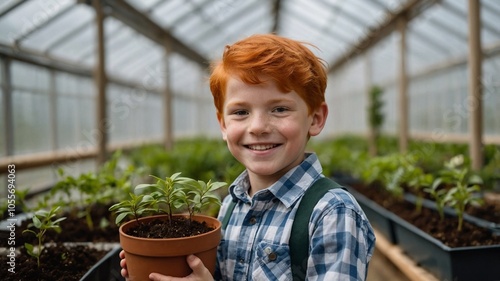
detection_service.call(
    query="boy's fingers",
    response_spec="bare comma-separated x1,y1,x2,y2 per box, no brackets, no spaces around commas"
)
149,272,172,281
187,255,210,277
119,250,126,259
148,255,211,281
121,268,129,279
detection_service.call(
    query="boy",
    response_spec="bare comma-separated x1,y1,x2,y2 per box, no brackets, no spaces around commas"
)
120,34,375,281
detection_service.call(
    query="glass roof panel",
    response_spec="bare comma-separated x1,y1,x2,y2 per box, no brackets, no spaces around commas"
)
0,0,72,44
22,4,93,51
481,1,500,46
0,0,19,12
125,0,161,12
152,0,196,27
0,0,497,98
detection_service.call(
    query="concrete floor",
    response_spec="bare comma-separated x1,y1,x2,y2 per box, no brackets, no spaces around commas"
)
367,248,411,281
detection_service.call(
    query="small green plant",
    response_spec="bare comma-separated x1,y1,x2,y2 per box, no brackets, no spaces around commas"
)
438,155,484,231
48,151,137,230
108,193,156,226
403,159,434,214
424,178,449,221
180,179,227,223
109,172,227,227
22,206,66,268
359,153,407,198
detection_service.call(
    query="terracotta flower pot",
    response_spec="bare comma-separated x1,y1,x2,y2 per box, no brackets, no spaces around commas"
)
119,214,221,281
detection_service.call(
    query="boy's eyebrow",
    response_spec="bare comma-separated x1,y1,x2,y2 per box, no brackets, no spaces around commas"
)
226,97,296,107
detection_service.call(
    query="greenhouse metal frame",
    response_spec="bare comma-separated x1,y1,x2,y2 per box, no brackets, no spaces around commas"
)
0,0,499,192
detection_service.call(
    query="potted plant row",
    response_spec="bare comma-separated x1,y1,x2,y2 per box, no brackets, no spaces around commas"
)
109,172,227,280
0,151,135,281
342,153,500,281
0,205,121,281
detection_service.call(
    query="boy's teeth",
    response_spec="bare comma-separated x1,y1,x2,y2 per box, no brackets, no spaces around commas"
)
249,144,276,151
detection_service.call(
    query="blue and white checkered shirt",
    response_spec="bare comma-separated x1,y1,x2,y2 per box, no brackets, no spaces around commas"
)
215,153,375,281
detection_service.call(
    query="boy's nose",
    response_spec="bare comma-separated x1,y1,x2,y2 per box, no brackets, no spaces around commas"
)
248,113,270,135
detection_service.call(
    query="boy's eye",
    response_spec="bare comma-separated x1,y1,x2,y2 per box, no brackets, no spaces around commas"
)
273,107,288,113
232,110,248,116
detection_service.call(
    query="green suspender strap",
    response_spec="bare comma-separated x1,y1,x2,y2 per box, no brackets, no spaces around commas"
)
221,199,237,231
221,177,344,280
289,177,344,280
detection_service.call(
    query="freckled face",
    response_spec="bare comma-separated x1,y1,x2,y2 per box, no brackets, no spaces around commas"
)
217,76,326,186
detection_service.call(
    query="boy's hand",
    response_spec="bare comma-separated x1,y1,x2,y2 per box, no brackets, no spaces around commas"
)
149,254,213,281
119,250,130,280
119,250,212,281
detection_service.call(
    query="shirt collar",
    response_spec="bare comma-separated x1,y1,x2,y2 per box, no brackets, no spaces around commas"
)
229,153,323,208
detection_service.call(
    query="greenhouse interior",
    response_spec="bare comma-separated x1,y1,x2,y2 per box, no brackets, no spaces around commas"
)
0,0,499,280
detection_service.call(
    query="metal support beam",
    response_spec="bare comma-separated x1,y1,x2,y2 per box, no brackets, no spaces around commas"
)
328,0,440,73
0,43,162,93
467,0,483,171
102,0,209,69
398,17,409,154
93,0,108,165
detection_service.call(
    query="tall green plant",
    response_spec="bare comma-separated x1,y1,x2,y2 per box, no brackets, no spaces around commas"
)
367,85,384,156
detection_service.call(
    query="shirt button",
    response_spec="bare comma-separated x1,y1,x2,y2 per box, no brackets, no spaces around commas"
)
249,217,257,224
268,252,277,261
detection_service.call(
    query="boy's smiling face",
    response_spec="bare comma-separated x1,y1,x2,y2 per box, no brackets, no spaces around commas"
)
218,75,327,190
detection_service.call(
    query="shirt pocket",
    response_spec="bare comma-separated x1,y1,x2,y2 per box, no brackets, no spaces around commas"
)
252,241,293,281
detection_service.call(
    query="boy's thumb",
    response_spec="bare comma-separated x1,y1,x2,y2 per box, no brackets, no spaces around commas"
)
187,255,210,276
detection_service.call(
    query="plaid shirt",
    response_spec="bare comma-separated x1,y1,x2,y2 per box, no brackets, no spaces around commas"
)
215,153,375,281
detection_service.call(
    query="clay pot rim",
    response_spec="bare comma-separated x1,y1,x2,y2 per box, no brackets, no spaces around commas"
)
119,214,221,242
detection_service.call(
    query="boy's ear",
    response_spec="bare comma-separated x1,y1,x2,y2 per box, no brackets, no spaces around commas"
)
217,113,228,141
308,102,328,137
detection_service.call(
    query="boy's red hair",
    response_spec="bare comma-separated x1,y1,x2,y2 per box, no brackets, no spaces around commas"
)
209,34,327,119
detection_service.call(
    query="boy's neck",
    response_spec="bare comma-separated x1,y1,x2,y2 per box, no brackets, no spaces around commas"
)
247,173,283,197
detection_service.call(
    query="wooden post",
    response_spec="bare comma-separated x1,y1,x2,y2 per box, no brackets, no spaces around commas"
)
163,43,173,151
398,16,409,154
467,0,483,171
93,0,108,165
49,69,59,151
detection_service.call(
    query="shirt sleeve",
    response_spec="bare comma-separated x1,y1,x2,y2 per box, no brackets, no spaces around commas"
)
307,189,376,281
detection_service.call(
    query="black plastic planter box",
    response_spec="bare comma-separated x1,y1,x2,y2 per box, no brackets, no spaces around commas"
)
80,244,124,281
404,193,500,234
392,213,500,281
345,186,398,244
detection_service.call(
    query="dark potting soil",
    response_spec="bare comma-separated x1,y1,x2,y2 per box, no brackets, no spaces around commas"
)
466,202,500,224
0,244,107,281
126,216,215,239
350,182,500,248
0,203,120,248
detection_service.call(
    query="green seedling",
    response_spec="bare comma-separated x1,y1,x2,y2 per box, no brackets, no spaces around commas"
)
109,172,227,227
22,206,66,268
424,178,449,221
181,179,226,223
438,155,484,231
108,193,155,226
